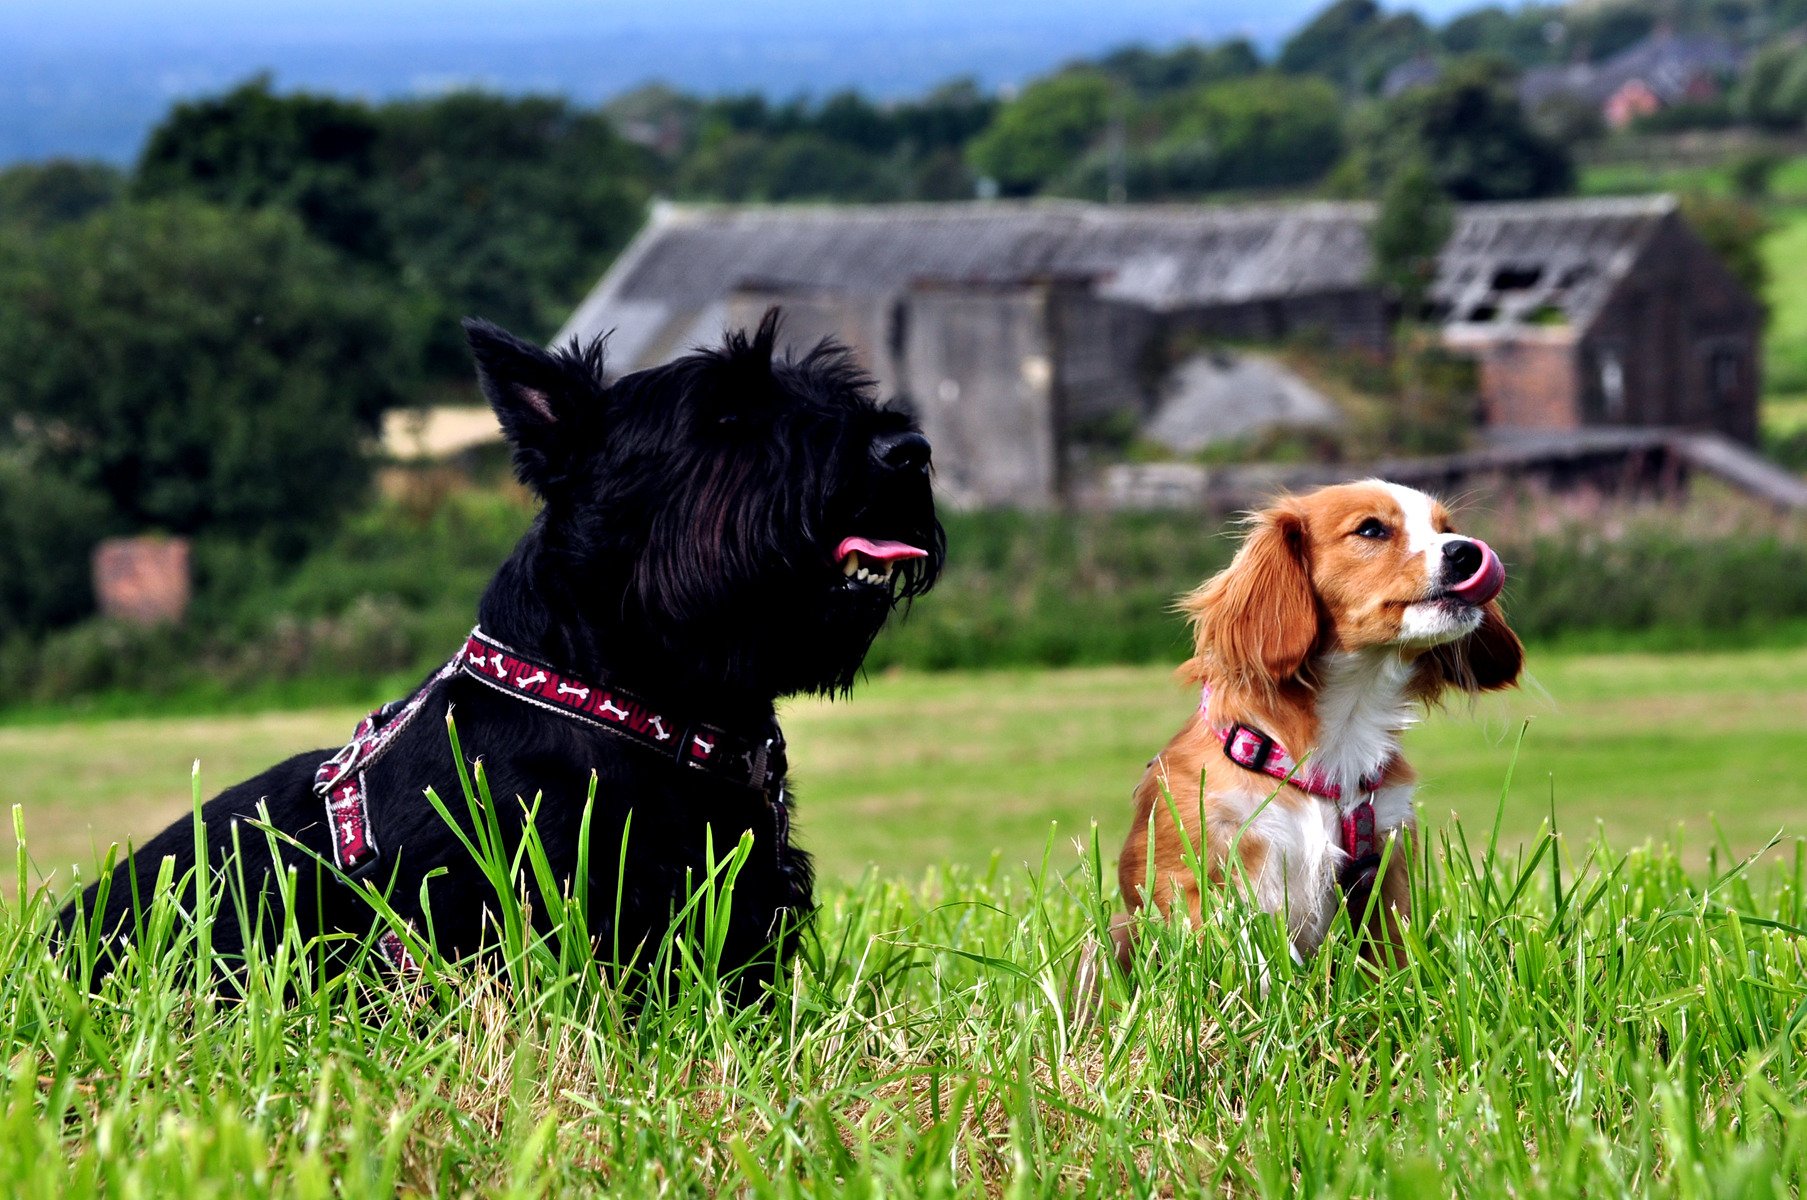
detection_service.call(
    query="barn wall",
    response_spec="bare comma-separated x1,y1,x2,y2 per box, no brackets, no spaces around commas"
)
725,289,903,398
901,284,1061,508
1163,288,1390,354
1045,288,1161,431
1447,329,1582,431
1580,215,1761,444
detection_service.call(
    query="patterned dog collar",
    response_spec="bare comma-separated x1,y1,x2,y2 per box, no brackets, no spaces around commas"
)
314,626,788,884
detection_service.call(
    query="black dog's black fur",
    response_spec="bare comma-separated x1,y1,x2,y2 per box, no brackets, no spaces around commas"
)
60,311,943,997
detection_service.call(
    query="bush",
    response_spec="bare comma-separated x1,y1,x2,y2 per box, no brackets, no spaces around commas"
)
0,454,112,634
5,490,1806,716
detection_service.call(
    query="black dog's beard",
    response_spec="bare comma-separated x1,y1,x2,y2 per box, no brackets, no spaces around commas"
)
629,543,923,699
620,450,942,700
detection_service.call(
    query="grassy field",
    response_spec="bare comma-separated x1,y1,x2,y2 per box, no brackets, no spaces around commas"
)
11,645,1807,893
1762,205,1807,395
6,647,1807,1195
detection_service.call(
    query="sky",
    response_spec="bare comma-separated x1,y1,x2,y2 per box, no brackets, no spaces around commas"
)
0,0,1496,164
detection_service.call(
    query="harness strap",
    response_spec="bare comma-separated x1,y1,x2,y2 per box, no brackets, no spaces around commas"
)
313,624,789,891
1202,685,1389,885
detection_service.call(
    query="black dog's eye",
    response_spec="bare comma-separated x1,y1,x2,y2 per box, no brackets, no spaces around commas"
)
1353,517,1390,540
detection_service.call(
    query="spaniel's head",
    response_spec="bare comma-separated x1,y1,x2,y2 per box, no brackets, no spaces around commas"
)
1185,480,1523,697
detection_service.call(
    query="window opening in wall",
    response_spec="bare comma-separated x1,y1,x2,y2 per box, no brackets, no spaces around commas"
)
1491,265,1544,290
1710,347,1741,403
1600,351,1625,419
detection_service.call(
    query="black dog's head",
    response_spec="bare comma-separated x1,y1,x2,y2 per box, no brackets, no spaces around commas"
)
465,310,944,702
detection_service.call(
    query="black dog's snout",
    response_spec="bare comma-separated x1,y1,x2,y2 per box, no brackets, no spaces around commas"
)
1442,539,1483,581
872,431,930,474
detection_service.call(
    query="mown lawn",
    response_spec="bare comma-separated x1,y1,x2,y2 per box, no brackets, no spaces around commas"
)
8,644,1807,892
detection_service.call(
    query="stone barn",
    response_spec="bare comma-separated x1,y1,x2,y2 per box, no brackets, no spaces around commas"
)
1432,196,1762,446
556,197,1760,505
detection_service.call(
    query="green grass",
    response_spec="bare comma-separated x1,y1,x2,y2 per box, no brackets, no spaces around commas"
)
7,687,1807,1196
1764,206,1807,395
13,646,1806,893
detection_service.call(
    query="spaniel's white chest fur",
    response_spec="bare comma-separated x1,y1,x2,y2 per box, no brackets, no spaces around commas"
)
1220,783,1416,957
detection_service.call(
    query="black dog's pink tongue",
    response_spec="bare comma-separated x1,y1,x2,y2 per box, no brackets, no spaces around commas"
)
836,536,927,562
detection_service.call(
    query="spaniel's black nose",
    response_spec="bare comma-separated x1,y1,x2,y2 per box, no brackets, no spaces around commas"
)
872,431,930,474
1442,539,1483,582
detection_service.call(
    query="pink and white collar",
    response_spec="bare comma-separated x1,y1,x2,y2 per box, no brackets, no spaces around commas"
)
1200,685,1390,864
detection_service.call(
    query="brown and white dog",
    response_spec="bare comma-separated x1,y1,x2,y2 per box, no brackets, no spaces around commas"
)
1109,480,1523,974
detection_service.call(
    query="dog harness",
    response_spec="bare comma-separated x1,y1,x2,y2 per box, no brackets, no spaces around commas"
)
314,625,790,969
1199,686,1388,880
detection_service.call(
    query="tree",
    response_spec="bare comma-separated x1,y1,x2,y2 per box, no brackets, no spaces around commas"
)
0,451,112,634
1371,158,1453,319
132,83,654,378
0,201,422,557
1087,39,1262,97
1279,0,1436,92
136,77,390,264
1156,75,1344,191
966,73,1115,195
1340,57,1574,201
0,160,123,230
371,93,652,374
1738,43,1807,131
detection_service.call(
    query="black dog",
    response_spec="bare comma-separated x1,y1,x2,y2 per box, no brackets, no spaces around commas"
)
61,311,943,996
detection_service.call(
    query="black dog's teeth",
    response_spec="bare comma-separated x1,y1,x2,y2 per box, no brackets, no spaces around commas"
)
839,551,898,588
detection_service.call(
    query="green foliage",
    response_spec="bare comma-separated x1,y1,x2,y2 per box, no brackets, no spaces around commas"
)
1059,74,1343,199
1739,42,1807,131
136,76,390,262
370,92,651,374
1370,158,1454,316
1278,0,1436,92
14,737,1807,1194
6,490,1807,714
1764,206,1807,393
668,81,996,204
1152,75,1344,191
1084,39,1263,97
0,159,122,230
134,82,652,369
967,73,1116,196
0,454,111,635
676,132,904,202
1438,4,1568,67
1680,193,1772,303
0,200,421,555
1339,56,1575,201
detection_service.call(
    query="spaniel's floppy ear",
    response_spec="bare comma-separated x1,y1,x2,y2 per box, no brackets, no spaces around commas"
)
1419,600,1524,695
1183,504,1319,691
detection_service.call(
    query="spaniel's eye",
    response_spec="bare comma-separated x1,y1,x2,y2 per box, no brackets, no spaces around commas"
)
1353,518,1390,540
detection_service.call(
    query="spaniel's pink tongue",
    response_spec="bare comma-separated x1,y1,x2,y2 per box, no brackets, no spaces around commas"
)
1448,539,1506,605
836,537,927,562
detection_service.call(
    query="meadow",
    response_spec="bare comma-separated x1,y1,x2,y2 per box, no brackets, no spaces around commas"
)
5,644,1807,1196
12,644,1807,891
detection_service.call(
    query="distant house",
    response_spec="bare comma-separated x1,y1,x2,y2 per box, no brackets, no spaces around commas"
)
556,196,1760,505
1520,32,1744,128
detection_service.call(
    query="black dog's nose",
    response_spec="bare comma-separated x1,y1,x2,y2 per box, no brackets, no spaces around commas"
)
872,431,930,474
1442,539,1483,581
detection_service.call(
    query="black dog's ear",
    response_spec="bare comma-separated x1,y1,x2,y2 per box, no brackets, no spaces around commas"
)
463,318,603,493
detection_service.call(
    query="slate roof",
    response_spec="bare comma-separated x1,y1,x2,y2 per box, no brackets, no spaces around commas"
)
1430,194,1677,331
558,195,1682,369
1520,32,1744,109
